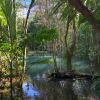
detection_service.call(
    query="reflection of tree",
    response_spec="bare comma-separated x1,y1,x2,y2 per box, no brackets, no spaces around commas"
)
27,82,30,90
0,93,3,100
62,80,78,100
34,79,78,100
34,78,100,100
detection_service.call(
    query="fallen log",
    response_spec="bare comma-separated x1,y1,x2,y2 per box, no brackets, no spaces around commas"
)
47,71,100,81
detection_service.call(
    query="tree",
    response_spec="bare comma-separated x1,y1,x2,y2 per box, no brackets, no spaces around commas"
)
23,0,35,73
52,0,100,71
0,0,25,98
67,0,100,35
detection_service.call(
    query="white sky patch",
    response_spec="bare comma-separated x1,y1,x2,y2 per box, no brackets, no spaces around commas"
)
16,0,31,5
17,0,38,18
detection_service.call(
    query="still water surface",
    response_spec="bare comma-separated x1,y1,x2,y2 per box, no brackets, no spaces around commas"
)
22,75,100,100
22,55,100,100
1,55,100,100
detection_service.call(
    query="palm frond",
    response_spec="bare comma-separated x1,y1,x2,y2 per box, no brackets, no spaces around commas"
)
50,1,64,15
60,4,76,21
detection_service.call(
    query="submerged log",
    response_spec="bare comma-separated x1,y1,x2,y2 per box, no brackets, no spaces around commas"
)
47,71,100,80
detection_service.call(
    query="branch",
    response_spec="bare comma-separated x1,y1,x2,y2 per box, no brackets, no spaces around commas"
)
24,0,35,30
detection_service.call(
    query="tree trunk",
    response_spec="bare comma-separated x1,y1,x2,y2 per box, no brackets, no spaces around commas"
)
23,0,35,73
23,47,27,73
64,80,78,100
9,61,13,99
52,40,58,72
0,93,3,100
66,49,72,70
65,18,76,71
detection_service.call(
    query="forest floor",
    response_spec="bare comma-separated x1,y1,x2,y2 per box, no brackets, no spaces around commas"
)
0,76,20,93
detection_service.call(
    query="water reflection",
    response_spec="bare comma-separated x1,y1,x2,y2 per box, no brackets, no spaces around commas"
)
22,82,40,100
1,78,100,100
30,77,100,100
31,79,78,100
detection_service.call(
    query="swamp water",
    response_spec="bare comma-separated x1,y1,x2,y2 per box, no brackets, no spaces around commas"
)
0,55,100,100
22,75,100,100
22,55,100,100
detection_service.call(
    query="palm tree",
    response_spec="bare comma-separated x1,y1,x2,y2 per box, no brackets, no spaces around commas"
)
0,0,16,98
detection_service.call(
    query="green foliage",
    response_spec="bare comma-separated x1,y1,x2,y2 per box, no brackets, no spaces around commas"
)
78,15,86,27
51,0,63,15
75,23,90,60
75,22,98,61
61,3,76,21
0,0,24,81
83,0,100,21
34,28,58,44
0,0,16,41
0,43,11,52
27,20,58,46
0,9,7,25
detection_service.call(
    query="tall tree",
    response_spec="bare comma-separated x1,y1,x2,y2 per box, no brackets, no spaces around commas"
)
0,0,16,98
23,0,35,73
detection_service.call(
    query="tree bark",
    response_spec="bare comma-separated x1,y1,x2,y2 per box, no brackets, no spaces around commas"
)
68,0,100,35
23,0,35,73
9,61,13,99
66,49,73,70
65,17,70,70
65,18,76,71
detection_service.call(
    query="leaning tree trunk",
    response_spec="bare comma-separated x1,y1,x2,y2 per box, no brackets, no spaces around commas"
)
68,0,100,34
23,0,35,73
